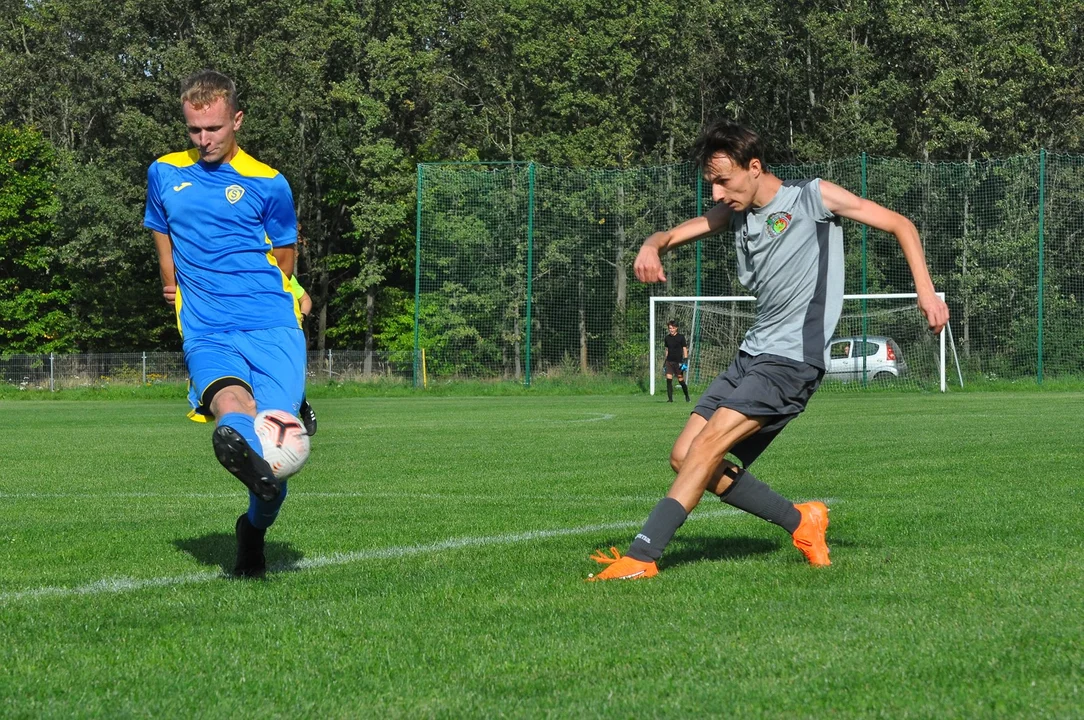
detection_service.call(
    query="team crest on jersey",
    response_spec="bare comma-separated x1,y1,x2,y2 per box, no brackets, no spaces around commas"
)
766,212,792,239
225,184,245,204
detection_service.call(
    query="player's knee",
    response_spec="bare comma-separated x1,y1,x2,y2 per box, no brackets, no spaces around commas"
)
669,447,685,473
688,429,731,464
209,383,256,417
670,433,703,472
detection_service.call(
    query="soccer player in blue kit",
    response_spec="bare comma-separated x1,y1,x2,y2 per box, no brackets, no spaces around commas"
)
145,70,307,578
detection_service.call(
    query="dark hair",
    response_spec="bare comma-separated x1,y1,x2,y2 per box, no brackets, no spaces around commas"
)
667,320,677,327
691,120,765,170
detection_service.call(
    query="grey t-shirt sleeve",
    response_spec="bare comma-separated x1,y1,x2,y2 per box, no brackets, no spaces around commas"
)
798,178,835,223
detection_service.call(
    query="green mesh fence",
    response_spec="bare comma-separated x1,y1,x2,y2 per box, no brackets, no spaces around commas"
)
1043,154,1084,380
415,152,1084,388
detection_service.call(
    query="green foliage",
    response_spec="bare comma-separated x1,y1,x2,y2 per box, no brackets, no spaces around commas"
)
51,149,179,350
2,0,1084,357
0,124,72,354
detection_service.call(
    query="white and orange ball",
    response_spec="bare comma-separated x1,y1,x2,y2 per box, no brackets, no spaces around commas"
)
254,409,311,480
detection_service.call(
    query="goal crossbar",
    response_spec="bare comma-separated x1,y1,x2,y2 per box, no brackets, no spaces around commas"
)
649,293,948,395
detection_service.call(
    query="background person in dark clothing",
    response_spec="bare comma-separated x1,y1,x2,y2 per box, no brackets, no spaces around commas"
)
663,320,690,402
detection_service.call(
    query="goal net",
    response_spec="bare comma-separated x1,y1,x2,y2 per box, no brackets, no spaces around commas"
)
650,294,960,394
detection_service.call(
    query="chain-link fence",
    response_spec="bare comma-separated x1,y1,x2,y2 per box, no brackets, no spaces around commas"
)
416,152,1084,388
1,351,414,390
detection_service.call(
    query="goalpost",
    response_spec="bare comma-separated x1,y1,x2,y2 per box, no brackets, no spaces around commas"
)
650,293,960,395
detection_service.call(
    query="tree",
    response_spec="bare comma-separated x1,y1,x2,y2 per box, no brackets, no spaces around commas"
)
0,124,70,353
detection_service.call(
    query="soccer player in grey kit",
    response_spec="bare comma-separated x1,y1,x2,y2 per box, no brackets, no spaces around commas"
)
589,121,948,580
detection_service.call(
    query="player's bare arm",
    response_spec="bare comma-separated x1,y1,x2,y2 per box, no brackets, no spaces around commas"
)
152,230,177,306
298,291,312,316
272,245,296,279
634,202,732,283
819,181,949,334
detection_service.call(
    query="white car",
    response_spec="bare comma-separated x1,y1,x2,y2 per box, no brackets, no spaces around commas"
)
826,336,907,382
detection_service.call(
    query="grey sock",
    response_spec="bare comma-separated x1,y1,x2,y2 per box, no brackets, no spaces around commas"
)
627,497,688,562
720,469,801,534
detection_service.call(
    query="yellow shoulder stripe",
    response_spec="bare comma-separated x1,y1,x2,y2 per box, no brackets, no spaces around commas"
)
230,148,280,179
157,148,200,167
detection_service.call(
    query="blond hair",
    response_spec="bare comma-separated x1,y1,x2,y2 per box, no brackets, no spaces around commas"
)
180,70,238,112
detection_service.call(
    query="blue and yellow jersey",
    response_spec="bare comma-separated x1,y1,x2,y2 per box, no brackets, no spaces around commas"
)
144,147,302,339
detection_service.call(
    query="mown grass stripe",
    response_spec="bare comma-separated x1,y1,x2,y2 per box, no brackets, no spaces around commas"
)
2,503,829,603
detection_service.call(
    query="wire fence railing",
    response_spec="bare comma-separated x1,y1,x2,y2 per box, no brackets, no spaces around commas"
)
416,152,1084,387
1,351,415,391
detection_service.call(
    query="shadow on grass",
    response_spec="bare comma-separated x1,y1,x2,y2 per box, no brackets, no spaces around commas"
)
172,532,304,577
661,534,780,569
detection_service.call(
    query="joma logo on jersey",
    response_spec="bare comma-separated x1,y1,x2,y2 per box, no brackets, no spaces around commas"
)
766,212,792,239
225,184,245,204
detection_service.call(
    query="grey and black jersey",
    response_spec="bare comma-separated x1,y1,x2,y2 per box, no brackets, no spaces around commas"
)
728,178,844,369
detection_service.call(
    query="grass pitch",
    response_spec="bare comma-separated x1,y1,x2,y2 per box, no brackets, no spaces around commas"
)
0,392,1081,718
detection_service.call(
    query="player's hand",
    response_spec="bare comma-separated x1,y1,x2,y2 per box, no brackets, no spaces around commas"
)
633,235,667,283
918,291,949,334
680,362,688,372
162,285,177,306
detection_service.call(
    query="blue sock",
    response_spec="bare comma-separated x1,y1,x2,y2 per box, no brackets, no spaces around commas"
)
218,412,262,457
219,413,288,529
247,481,288,530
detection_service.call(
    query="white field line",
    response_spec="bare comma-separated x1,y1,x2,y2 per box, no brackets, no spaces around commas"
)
359,411,617,431
0,491,666,503
528,412,617,424
0,502,845,604
1,515,703,603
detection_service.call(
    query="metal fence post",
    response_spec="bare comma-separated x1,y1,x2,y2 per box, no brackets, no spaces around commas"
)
695,173,703,297
1037,148,1046,385
525,162,535,387
49,352,54,392
413,164,424,388
861,152,869,385
327,349,333,380
692,174,704,384
142,351,147,385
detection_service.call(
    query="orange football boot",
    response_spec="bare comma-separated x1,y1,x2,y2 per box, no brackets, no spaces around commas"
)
587,547,658,581
791,501,831,566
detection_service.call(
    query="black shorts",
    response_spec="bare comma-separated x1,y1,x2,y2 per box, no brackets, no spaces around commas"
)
664,360,684,377
692,351,823,467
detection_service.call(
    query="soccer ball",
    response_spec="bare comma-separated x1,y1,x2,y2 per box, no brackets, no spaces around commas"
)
254,409,311,480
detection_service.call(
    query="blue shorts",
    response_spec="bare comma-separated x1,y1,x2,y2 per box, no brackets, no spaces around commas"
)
185,327,306,418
